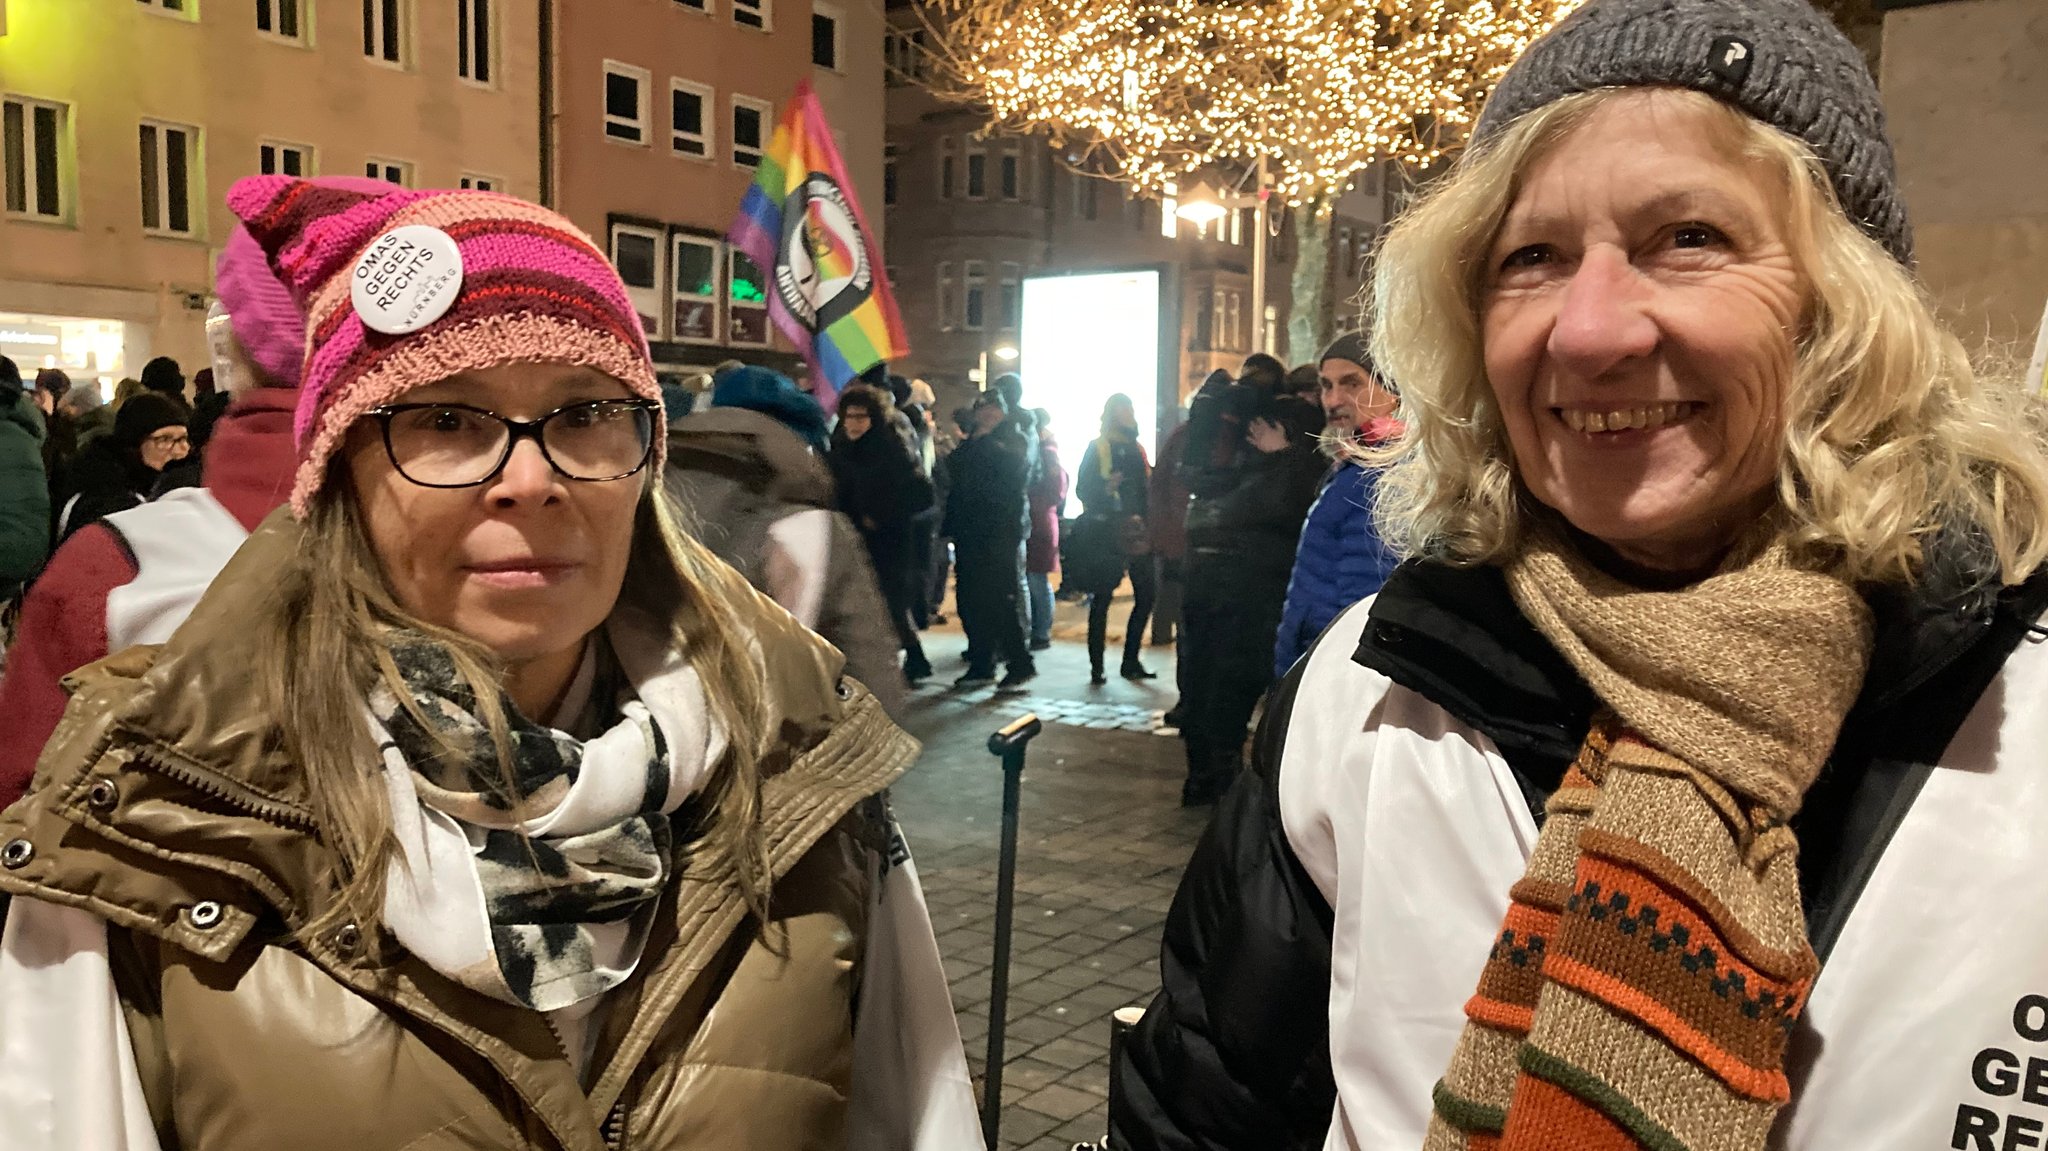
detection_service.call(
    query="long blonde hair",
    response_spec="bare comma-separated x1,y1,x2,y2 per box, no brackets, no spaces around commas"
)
253,472,773,949
1365,87,2048,588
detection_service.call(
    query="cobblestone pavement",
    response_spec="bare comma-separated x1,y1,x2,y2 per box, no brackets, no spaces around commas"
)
891,600,1209,1150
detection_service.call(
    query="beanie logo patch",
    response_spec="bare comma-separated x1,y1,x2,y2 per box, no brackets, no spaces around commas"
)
1708,35,1755,87
350,224,466,336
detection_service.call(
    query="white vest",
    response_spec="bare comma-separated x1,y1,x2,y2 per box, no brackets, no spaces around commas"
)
1281,599,2048,1151
101,488,250,654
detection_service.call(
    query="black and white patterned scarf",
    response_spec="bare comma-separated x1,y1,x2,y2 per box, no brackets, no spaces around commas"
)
371,619,725,1011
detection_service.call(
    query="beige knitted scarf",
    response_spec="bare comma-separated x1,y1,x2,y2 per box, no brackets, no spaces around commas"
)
1424,523,1874,1151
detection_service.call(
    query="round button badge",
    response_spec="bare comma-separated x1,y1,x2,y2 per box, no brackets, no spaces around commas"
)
349,224,465,335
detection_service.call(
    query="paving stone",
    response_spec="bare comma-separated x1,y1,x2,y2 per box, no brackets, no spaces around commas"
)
893,624,1203,1145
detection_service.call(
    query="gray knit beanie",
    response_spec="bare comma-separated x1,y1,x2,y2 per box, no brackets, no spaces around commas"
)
1474,0,1910,265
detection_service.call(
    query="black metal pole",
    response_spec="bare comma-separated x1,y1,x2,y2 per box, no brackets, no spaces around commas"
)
983,713,1042,1149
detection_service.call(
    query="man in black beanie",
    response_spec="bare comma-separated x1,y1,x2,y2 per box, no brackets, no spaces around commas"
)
139,356,191,417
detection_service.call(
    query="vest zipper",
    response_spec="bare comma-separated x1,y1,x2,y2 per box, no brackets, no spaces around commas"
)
602,1099,627,1150
131,744,320,831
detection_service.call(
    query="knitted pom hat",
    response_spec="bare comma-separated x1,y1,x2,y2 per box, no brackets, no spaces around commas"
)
1473,0,1911,265
226,176,661,517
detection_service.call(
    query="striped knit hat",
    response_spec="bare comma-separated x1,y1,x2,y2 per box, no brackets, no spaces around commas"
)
226,176,661,517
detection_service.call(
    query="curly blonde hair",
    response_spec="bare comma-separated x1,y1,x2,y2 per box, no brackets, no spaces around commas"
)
1364,87,2048,588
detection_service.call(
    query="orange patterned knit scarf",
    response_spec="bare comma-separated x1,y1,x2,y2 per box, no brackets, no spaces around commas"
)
1425,527,1873,1151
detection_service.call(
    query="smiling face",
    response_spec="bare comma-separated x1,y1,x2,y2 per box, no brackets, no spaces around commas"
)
343,363,648,687
1481,92,1807,574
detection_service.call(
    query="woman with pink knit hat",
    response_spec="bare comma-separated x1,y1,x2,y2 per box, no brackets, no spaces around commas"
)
0,178,980,1150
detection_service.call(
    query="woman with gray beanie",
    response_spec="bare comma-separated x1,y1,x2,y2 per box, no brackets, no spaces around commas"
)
1117,2,2048,1149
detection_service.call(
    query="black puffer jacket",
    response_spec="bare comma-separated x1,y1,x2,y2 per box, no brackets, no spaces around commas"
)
1181,398,1327,599
1111,554,2048,1150
940,433,1029,546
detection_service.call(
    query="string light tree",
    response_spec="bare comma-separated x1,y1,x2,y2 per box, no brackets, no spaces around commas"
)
911,0,1586,360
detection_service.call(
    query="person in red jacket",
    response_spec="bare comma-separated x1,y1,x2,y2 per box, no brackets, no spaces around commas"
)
0,219,307,805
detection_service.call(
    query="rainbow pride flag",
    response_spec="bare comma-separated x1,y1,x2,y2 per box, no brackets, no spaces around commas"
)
728,79,907,399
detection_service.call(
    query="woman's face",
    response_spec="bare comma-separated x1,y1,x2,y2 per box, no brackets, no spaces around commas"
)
1109,399,1136,431
841,407,872,440
344,363,647,670
140,426,191,471
1481,93,1806,573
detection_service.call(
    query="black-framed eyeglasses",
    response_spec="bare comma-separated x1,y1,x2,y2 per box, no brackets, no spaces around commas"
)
364,399,660,489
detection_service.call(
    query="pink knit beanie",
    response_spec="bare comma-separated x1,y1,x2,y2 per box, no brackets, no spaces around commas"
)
226,176,661,518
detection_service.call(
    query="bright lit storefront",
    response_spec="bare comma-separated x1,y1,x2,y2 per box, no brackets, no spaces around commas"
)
0,311,136,399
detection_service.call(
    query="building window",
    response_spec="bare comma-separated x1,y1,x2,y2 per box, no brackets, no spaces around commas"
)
364,0,406,65
938,137,956,199
670,80,712,159
936,262,955,333
363,158,412,186
729,250,770,346
964,139,986,200
963,260,986,331
673,235,722,343
459,0,494,85
604,62,651,145
1070,172,1097,221
1233,206,1249,246
139,121,200,237
3,97,69,222
811,5,841,70
675,0,708,10
1224,290,1243,352
1194,288,1213,350
1160,181,1178,239
610,222,667,339
732,0,768,31
459,174,499,191
259,141,314,178
885,28,926,86
999,141,1021,201
731,96,769,168
1336,227,1352,272
884,144,898,206
256,0,305,42
999,263,1021,330
137,0,192,17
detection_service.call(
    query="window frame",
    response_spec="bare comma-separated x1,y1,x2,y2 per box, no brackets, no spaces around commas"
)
964,139,986,200
603,60,652,147
727,249,772,348
458,173,500,192
458,0,496,87
938,136,956,200
136,0,196,20
671,233,723,346
1160,181,1178,239
811,3,842,71
936,262,955,334
609,221,669,342
363,157,413,187
255,0,308,44
998,139,1020,201
883,143,899,206
259,139,316,178
139,119,203,239
963,260,987,332
730,94,771,169
3,95,71,224
674,0,712,12
363,0,408,68
731,0,770,32
999,262,1021,331
669,79,713,161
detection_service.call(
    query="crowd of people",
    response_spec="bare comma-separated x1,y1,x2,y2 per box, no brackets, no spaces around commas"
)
0,0,2042,1146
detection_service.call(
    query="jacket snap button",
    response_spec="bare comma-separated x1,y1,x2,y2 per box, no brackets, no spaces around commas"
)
836,678,855,701
0,839,32,869
333,923,363,957
187,901,225,930
86,780,118,811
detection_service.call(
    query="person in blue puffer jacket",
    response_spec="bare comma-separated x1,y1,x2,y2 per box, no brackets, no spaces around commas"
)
1273,334,1402,678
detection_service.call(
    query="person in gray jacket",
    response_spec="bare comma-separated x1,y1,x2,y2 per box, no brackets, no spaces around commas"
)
666,371,908,717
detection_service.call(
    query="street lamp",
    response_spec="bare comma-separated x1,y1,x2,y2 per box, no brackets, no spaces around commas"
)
977,343,1019,390
1176,157,1272,355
